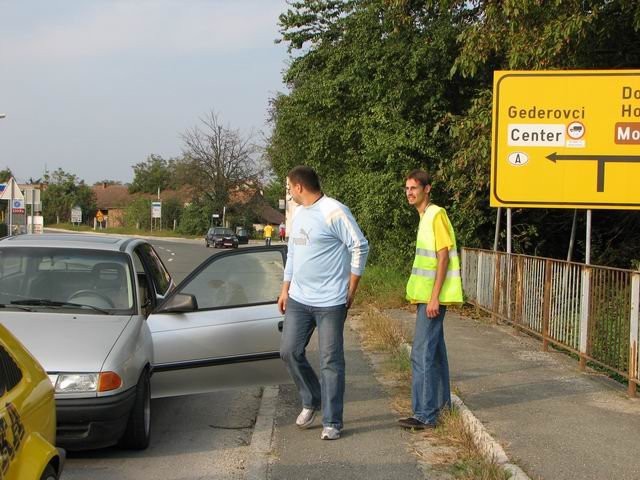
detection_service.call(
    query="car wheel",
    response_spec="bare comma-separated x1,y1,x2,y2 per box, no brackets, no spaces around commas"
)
118,369,151,450
40,465,57,480
205,241,210,248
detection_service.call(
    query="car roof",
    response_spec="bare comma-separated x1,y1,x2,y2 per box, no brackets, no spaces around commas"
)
0,234,145,253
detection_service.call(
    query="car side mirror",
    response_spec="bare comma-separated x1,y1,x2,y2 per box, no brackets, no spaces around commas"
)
157,293,198,313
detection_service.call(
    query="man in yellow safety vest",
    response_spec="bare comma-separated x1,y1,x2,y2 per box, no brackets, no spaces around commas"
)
398,169,463,430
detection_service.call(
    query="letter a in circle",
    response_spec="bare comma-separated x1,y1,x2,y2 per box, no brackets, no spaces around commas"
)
508,152,528,166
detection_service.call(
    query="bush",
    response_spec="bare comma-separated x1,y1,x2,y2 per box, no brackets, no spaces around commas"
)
177,203,210,236
123,198,152,229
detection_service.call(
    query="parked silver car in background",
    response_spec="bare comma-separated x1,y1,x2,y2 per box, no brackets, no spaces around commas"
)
0,234,289,450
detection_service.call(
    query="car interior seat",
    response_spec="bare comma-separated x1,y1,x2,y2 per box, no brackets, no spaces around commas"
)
91,262,129,309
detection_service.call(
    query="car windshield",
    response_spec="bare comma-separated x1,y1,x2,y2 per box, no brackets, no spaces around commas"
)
0,247,134,314
214,228,234,236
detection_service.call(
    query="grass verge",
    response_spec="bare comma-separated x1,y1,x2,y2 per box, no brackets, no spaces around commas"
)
356,264,408,309
49,223,201,239
436,408,510,480
353,304,511,480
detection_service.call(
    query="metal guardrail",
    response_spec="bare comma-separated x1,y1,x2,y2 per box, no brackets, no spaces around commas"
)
461,248,640,396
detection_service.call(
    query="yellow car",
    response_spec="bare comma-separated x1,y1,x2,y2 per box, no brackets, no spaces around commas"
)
0,323,64,480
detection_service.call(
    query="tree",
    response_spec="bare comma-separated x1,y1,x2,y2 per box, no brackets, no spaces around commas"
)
42,169,96,224
0,168,13,183
269,0,467,266
262,179,285,210
123,197,152,229
269,0,640,268
161,197,183,230
94,179,122,186
129,155,175,194
181,111,265,216
176,202,210,235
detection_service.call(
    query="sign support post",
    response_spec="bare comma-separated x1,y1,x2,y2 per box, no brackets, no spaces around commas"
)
493,207,501,251
585,210,592,265
8,179,13,236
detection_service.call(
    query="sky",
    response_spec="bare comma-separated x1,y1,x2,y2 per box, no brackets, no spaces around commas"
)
0,0,291,185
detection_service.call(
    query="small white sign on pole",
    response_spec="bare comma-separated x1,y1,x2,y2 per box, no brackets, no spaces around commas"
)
71,206,82,224
151,201,162,219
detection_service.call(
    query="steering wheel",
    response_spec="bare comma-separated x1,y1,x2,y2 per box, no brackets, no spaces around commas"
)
68,289,115,308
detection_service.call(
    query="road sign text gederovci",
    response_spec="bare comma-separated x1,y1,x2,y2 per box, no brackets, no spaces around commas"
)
491,70,640,209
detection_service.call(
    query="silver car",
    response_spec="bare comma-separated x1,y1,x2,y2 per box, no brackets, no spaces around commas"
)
0,234,289,450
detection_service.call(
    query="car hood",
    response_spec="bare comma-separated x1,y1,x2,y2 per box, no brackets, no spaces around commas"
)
0,312,133,372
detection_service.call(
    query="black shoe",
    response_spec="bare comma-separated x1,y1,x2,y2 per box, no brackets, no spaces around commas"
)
398,417,435,430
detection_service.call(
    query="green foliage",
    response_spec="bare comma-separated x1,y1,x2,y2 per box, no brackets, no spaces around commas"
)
176,202,210,236
269,0,640,269
42,169,96,224
161,197,183,229
262,179,285,210
357,263,409,309
270,0,466,266
129,154,178,194
123,197,152,229
0,168,13,183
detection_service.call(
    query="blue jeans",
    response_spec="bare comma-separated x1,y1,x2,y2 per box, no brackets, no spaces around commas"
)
280,297,347,429
411,304,450,425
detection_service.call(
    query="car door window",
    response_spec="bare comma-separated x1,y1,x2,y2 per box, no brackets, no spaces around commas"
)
180,250,283,310
138,244,172,296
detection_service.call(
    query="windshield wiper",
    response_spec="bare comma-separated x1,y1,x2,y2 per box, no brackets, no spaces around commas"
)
0,303,34,312
10,299,111,315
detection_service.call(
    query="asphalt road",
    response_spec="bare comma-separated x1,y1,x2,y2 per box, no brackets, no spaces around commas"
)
63,238,267,480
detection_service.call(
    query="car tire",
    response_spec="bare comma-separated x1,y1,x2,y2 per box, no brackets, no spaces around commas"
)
205,241,210,248
40,465,58,480
118,369,151,450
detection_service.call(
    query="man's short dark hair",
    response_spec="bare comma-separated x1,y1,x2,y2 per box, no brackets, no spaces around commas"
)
288,166,321,193
406,169,431,187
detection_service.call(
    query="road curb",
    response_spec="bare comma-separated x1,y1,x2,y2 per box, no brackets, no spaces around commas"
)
401,343,530,480
245,385,279,480
451,393,530,480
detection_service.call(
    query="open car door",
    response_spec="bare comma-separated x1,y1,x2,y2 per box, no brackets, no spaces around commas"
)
147,246,291,398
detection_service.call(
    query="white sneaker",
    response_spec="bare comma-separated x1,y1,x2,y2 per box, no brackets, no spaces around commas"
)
320,426,341,440
296,408,316,428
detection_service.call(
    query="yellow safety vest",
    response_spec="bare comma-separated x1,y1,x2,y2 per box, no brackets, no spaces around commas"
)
406,204,463,304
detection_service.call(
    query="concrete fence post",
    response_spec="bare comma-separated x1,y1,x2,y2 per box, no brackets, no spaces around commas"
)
628,273,640,397
476,251,483,312
492,253,502,324
542,259,553,352
579,267,591,371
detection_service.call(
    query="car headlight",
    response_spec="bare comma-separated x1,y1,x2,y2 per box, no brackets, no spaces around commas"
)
55,372,122,393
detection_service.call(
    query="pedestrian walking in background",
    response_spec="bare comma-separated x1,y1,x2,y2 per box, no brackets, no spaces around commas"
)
278,165,369,441
264,223,273,246
399,169,463,430
279,222,286,242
